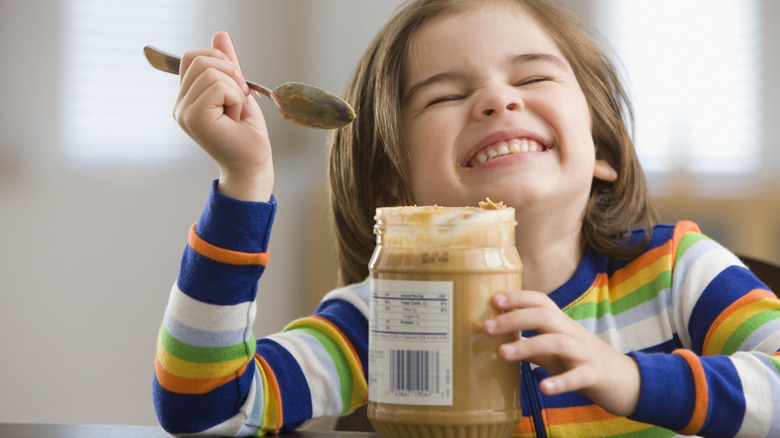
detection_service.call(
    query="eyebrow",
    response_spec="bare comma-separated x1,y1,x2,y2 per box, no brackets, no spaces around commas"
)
402,52,568,105
402,71,466,105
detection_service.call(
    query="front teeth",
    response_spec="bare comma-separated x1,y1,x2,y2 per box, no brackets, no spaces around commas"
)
468,138,546,167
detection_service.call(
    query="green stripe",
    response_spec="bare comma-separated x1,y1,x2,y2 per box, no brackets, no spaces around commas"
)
567,270,671,321
722,310,780,355
673,232,710,268
160,324,255,363
287,325,353,413
608,426,677,437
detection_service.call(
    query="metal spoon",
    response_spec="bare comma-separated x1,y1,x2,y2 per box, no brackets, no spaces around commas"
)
143,45,356,129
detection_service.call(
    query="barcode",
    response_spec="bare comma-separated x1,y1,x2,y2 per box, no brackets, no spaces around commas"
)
389,349,439,394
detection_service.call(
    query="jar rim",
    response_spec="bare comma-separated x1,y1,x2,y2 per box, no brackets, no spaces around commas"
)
374,205,516,226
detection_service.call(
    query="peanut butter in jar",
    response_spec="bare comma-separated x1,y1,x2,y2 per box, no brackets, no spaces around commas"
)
367,204,522,438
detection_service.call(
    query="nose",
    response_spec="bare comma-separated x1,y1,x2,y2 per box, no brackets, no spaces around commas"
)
473,86,522,118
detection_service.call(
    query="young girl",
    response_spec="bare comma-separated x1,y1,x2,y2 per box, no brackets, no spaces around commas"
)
153,0,780,436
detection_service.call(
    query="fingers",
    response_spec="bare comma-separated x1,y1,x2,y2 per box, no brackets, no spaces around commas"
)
180,31,246,90
539,367,595,396
497,334,594,392
483,291,576,336
212,31,242,71
481,289,641,415
175,46,256,127
179,49,250,98
176,68,251,127
492,290,557,312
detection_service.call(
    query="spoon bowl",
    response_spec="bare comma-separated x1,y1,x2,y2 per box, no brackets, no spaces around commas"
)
143,45,356,129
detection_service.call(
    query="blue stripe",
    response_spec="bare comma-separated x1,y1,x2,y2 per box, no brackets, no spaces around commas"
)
153,363,256,434
164,312,249,348
604,224,676,274
699,355,744,437
689,265,766,352
755,353,780,436
257,338,312,431
639,336,682,353
550,247,603,309
239,366,264,435
177,247,263,305
196,180,276,253
285,330,344,414
627,351,694,431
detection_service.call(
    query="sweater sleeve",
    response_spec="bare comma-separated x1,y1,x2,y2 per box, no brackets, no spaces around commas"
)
153,181,368,436
628,221,780,437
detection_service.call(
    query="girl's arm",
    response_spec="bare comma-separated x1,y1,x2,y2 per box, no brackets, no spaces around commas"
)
153,31,367,436
153,182,275,435
153,184,369,436
484,222,780,436
626,225,780,436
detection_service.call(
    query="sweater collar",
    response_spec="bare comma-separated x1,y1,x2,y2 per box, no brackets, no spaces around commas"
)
547,247,605,310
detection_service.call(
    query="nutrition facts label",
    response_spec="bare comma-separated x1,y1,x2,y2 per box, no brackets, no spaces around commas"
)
368,278,453,406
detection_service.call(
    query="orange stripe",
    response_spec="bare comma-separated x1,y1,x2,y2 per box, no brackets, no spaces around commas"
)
702,289,777,354
674,349,709,435
513,416,535,436
671,221,701,257
155,356,248,394
608,239,672,287
188,224,269,266
545,403,619,425
255,354,283,433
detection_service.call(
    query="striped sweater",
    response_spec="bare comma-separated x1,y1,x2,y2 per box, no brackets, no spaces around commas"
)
153,182,780,437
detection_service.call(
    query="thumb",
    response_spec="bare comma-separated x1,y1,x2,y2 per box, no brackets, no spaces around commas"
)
212,31,243,72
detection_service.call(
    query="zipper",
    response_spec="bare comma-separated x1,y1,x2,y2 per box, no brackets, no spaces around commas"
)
521,361,546,438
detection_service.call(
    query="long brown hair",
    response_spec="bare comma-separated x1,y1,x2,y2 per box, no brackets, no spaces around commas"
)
328,0,657,286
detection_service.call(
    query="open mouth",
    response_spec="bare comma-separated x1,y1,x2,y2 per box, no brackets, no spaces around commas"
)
466,138,551,168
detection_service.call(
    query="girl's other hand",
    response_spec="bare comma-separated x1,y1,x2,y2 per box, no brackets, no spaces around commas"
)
174,31,274,202
483,291,640,417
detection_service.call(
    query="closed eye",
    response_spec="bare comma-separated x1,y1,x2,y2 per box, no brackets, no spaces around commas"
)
427,95,466,106
515,76,552,86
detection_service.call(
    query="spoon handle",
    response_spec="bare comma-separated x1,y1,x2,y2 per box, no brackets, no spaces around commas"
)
143,45,274,98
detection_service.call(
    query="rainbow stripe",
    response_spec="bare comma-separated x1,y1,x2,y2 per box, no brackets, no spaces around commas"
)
153,184,780,438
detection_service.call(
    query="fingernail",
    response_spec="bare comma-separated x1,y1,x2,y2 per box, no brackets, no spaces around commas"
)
501,344,517,358
234,69,250,94
483,319,496,333
541,379,556,393
494,293,507,306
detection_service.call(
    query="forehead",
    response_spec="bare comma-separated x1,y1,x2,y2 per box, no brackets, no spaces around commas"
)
403,1,564,82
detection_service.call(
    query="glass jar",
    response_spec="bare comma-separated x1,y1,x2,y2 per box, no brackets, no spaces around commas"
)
367,205,522,438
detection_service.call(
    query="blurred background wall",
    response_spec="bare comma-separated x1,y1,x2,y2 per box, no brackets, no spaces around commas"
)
0,0,778,426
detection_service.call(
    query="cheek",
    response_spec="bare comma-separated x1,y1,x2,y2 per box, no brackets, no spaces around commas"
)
403,116,453,166
403,136,459,205
567,91,593,136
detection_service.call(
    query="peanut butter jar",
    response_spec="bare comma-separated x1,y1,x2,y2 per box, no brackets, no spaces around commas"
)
368,204,522,438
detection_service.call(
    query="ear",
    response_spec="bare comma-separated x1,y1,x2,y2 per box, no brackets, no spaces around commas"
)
594,158,617,182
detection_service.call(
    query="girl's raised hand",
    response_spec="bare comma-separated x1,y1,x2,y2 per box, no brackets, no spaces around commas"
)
174,31,273,202
483,291,641,417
